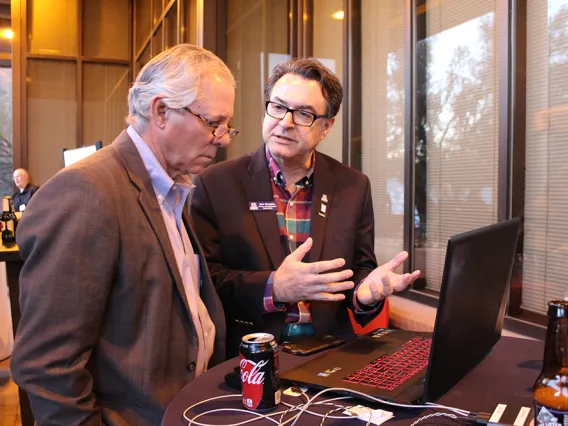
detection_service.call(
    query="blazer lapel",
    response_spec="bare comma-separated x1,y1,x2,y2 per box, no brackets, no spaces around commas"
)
310,152,337,262
183,211,210,290
112,132,192,317
243,146,284,269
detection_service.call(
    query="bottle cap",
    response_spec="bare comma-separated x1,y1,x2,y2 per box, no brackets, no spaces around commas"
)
547,300,568,318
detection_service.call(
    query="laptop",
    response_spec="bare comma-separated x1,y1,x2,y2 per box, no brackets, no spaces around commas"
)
281,218,521,404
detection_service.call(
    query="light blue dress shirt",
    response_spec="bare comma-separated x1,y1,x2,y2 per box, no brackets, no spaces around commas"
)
127,125,215,375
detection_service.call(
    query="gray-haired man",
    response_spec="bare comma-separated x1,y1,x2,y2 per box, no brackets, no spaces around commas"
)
11,44,236,426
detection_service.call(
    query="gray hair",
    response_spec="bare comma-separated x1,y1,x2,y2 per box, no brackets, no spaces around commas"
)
126,44,235,129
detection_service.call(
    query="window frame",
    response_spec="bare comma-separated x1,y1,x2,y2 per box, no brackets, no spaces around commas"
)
211,0,547,336
345,0,546,337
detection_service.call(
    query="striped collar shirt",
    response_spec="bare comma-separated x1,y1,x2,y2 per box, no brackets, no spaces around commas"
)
263,145,315,325
261,146,381,329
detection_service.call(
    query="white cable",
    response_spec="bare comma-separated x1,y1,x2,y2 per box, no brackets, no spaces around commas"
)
425,401,471,416
289,387,471,425
183,393,358,425
320,405,364,426
183,395,279,425
281,396,357,423
279,390,358,425
187,408,281,425
282,395,353,406
281,396,354,414
410,412,458,426
182,387,471,426
187,404,355,426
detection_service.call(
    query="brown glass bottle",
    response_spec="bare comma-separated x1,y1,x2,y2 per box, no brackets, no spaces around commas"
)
1,196,16,247
533,300,568,426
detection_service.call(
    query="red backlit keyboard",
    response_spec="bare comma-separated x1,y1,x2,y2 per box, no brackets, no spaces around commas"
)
342,337,432,391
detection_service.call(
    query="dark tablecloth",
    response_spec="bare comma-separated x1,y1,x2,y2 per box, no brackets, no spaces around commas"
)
0,245,34,426
162,336,543,425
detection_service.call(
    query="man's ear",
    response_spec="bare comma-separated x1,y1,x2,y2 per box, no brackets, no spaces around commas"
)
150,97,167,129
320,117,335,139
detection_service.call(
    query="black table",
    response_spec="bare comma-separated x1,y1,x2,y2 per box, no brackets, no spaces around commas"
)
163,336,543,425
0,245,34,426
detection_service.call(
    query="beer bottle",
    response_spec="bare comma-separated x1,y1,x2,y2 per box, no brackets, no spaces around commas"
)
533,300,568,426
1,196,17,247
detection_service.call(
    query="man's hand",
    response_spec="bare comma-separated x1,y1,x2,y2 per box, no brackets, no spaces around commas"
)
273,238,355,303
356,251,420,306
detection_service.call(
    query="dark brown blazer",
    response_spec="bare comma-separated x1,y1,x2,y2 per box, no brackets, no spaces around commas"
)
191,145,381,357
11,132,226,425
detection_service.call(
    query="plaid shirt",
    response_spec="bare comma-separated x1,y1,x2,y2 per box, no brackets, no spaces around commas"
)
262,147,314,324
262,147,378,324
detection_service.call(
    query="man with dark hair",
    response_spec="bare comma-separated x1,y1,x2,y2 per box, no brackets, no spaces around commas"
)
12,168,39,212
192,58,420,357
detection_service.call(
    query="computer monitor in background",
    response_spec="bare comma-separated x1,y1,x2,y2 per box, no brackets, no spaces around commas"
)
62,141,103,168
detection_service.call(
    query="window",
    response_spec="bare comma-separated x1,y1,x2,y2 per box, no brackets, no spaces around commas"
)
414,0,501,292
361,0,406,266
225,0,289,160
0,68,12,197
14,0,130,185
27,60,77,183
213,0,567,330
312,0,343,162
521,0,568,315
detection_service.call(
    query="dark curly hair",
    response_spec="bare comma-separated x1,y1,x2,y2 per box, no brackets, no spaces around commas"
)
265,58,343,119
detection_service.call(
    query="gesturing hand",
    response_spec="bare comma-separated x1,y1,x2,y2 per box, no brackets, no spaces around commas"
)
356,251,421,306
272,238,355,304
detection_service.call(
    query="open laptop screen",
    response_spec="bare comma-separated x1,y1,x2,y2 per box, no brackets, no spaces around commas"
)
280,218,520,404
424,217,520,402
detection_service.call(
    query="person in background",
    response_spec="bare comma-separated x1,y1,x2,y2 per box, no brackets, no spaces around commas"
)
12,168,38,212
191,58,421,357
11,44,237,425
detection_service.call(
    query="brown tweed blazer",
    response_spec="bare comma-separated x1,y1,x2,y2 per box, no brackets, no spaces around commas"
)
11,131,226,425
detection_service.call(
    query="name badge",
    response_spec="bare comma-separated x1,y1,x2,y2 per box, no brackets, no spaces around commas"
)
249,201,278,211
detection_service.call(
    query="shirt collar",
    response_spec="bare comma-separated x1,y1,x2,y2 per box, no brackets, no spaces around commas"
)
127,125,194,206
265,144,315,188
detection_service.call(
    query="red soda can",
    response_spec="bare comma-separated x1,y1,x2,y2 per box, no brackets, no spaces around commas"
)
239,333,281,411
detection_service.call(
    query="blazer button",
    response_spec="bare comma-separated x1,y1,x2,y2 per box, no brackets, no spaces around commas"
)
187,362,196,371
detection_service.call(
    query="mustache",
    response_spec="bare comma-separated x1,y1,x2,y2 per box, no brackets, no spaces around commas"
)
271,133,295,141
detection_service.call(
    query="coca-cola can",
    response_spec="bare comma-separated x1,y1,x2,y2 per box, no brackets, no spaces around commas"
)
239,333,281,412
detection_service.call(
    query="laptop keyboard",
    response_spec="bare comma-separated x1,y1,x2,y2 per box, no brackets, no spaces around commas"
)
342,337,432,391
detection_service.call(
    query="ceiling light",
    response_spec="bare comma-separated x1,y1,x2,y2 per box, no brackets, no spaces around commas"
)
332,10,344,20
1,29,14,40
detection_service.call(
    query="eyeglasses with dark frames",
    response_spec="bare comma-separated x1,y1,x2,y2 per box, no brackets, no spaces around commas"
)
265,101,327,127
183,107,239,139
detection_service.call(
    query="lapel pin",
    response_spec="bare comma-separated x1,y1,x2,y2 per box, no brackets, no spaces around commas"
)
319,202,327,218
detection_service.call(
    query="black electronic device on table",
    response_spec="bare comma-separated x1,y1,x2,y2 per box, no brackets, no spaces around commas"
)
281,218,521,405
281,335,345,356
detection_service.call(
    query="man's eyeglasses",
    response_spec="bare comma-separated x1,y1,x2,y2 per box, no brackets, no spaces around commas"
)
183,107,239,139
265,101,327,127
